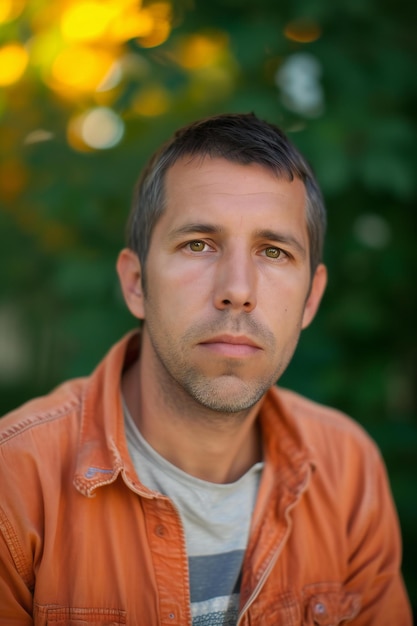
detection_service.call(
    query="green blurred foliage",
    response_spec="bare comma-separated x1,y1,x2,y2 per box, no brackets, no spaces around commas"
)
1,0,416,610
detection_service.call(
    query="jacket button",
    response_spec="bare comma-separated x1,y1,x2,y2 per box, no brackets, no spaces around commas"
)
155,524,166,537
314,602,326,615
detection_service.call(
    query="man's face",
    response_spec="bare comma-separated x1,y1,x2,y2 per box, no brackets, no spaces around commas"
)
126,156,326,415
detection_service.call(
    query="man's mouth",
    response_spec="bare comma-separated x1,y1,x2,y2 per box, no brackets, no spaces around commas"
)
198,334,262,358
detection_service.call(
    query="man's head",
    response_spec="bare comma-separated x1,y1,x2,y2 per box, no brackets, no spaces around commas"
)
127,113,326,282
117,115,328,416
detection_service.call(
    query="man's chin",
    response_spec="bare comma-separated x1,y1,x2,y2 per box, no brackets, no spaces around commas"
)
187,376,267,415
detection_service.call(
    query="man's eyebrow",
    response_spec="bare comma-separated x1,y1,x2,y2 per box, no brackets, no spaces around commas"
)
167,223,222,241
255,229,307,258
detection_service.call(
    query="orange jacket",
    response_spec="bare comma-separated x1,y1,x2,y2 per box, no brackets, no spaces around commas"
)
0,332,412,625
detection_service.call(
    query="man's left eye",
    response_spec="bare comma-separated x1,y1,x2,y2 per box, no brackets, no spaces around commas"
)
188,240,206,252
264,246,282,259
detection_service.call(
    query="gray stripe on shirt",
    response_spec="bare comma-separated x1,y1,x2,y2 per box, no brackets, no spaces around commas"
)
189,550,244,603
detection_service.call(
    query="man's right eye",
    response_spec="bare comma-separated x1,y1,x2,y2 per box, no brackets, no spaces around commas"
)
188,240,206,252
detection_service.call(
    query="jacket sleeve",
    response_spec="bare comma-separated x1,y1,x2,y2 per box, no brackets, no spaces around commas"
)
0,506,34,625
345,442,412,625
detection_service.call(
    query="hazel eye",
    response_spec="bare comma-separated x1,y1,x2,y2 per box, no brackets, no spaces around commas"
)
189,240,205,252
265,246,281,258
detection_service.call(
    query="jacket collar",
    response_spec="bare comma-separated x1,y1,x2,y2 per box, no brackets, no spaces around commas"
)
259,389,315,498
74,331,142,497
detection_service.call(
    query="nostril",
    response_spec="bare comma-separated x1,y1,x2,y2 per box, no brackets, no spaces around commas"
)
220,298,253,309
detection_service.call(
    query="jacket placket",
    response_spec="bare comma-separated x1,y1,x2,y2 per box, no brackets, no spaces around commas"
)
237,462,312,625
139,493,193,626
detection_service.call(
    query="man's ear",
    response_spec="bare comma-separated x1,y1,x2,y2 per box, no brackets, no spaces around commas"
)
116,248,145,320
301,263,327,330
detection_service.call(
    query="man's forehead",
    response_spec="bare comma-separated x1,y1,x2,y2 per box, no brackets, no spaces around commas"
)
156,157,309,247
163,154,305,197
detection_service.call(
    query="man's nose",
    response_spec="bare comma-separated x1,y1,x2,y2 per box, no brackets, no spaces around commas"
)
213,247,257,312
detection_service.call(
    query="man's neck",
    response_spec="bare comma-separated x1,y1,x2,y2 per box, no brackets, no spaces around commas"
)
121,357,263,484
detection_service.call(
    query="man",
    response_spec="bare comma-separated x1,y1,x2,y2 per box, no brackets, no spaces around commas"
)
0,113,412,624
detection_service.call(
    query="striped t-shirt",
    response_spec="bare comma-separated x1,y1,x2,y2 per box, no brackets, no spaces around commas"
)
124,403,263,626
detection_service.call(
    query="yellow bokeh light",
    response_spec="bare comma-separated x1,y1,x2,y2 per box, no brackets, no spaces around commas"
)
137,2,172,48
0,0,26,25
0,43,29,86
284,19,322,44
109,8,155,42
138,22,170,48
132,85,170,116
61,1,118,42
175,33,228,69
28,30,62,71
60,0,154,44
50,45,116,93
30,2,63,34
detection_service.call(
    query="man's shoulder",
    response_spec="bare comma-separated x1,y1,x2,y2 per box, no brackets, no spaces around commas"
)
271,386,381,461
0,377,87,448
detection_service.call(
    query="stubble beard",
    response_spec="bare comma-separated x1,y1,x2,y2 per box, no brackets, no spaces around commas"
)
144,316,298,423
152,345,276,420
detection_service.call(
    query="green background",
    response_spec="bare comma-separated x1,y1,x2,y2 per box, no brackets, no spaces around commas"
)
1,0,416,613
